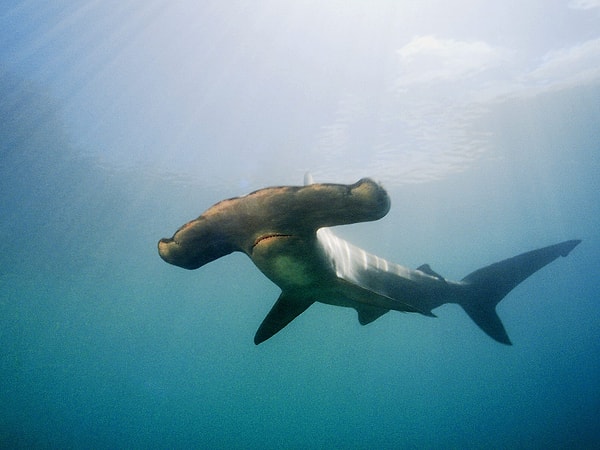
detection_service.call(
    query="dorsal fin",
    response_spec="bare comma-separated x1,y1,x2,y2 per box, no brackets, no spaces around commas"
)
417,264,445,281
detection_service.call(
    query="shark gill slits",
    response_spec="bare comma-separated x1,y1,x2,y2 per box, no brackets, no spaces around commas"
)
252,234,293,249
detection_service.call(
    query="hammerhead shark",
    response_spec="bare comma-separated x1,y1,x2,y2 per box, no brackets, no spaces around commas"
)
158,176,580,345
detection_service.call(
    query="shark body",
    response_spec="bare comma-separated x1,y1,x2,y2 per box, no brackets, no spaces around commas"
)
158,177,580,345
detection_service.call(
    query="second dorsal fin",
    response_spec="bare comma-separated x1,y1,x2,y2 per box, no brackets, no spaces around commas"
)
417,264,445,281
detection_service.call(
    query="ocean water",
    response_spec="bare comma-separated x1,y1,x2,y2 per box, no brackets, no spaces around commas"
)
1,2,599,448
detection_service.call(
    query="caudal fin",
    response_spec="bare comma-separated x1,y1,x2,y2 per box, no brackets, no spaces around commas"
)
459,240,581,345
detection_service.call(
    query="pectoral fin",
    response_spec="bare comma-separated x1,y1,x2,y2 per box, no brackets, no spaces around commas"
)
254,293,314,345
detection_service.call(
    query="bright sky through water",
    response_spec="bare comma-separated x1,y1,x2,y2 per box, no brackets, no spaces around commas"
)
2,0,599,187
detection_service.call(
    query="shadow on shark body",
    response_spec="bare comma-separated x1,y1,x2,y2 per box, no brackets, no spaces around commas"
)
158,176,580,345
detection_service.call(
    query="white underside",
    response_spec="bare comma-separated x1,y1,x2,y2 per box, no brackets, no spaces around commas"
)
316,228,415,284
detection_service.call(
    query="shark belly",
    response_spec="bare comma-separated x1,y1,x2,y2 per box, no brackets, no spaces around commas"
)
250,234,335,291
316,228,451,315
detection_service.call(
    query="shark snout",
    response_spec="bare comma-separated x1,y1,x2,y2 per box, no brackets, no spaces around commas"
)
157,237,201,270
158,238,177,264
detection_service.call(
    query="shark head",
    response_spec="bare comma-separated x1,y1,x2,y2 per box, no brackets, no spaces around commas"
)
158,177,391,271
158,215,238,270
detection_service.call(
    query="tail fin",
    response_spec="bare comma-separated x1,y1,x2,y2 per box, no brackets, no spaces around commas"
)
459,240,581,345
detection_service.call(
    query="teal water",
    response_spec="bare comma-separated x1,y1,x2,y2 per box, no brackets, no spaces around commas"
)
1,2,599,448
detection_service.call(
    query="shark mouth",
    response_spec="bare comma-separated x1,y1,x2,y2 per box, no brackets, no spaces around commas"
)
252,234,292,250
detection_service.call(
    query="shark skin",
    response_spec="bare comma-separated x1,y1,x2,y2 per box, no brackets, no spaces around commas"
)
158,177,581,345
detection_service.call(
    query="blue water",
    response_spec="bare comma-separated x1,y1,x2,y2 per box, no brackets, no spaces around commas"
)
2,2,599,448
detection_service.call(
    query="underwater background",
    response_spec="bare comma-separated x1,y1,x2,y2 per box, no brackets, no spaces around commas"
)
1,1,599,448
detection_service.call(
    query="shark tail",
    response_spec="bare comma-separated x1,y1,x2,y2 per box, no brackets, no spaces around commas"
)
457,240,581,345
